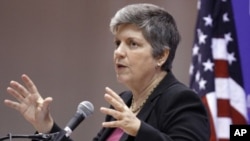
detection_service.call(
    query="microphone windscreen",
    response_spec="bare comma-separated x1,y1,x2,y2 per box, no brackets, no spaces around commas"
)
77,101,94,118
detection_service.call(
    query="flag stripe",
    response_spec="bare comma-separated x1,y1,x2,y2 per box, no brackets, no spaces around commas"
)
231,106,248,124
202,96,217,141
217,99,230,117
214,60,229,78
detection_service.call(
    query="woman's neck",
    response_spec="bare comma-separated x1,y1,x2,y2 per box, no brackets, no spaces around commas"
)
130,71,167,113
132,71,167,100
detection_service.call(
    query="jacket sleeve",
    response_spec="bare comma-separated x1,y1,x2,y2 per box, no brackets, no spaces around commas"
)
135,88,210,141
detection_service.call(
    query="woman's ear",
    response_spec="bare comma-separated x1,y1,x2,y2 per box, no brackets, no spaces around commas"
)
157,48,169,66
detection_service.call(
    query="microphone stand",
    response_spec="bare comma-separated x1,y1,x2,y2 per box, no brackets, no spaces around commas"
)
0,132,60,141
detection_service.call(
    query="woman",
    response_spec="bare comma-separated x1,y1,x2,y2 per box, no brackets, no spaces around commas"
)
4,3,210,141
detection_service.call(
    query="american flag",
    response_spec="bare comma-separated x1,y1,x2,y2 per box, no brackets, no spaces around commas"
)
189,0,249,140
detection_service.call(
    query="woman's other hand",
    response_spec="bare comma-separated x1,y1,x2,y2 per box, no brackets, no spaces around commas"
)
100,87,141,136
4,74,54,133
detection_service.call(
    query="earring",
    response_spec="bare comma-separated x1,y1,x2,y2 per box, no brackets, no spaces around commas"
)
155,63,161,69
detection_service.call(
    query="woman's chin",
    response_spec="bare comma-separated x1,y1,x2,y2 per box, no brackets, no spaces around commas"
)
116,75,130,84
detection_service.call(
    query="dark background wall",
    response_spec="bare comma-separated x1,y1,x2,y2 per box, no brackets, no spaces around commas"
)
0,0,197,140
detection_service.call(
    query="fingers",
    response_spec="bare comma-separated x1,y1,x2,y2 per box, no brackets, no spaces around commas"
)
100,107,125,128
5,74,44,112
100,107,123,120
9,80,30,99
104,87,128,112
21,74,38,94
102,87,128,121
104,94,126,112
6,86,25,102
7,74,41,101
101,87,132,122
4,99,21,111
101,87,141,136
100,106,141,136
105,87,124,103
102,120,119,128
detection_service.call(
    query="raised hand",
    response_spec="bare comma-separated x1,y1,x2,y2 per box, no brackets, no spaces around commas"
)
4,74,54,133
100,87,141,136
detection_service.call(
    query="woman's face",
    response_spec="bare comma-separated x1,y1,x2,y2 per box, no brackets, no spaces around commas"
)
113,24,159,87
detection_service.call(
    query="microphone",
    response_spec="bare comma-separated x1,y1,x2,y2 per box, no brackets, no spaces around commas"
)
55,101,94,141
0,101,94,141
64,101,94,136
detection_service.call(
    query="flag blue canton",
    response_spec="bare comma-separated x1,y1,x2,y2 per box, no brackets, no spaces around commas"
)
189,0,243,96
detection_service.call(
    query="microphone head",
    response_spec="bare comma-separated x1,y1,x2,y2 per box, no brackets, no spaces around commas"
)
77,101,94,118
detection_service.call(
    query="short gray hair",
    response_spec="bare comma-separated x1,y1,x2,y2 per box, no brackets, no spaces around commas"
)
110,3,181,72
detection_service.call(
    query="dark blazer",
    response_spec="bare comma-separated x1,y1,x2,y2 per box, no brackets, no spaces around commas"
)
93,72,210,141
49,72,210,141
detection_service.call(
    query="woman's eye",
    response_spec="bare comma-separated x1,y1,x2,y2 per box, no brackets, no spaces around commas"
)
129,41,139,48
114,40,120,48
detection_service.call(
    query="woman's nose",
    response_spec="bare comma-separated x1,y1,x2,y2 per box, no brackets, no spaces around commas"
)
114,43,126,58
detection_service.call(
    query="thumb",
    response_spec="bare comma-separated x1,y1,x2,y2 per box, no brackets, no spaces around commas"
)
43,97,53,110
